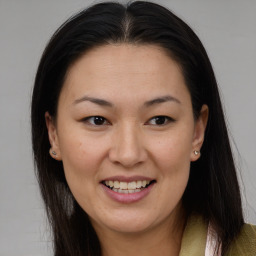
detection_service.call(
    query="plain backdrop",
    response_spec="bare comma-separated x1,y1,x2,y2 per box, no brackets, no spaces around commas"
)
0,0,255,255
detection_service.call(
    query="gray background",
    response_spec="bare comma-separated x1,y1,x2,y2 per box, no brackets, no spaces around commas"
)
0,0,255,255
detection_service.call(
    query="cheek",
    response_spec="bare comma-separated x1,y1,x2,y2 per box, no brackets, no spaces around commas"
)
150,128,193,199
150,128,193,171
58,135,106,212
58,131,109,199
156,138,191,188
59,130,106,171
153,135,192,209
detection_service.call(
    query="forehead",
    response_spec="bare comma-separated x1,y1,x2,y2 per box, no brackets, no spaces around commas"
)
65,44,182,79
60,44,189,105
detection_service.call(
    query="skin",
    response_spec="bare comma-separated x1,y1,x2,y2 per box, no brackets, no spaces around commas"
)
46,44,208,256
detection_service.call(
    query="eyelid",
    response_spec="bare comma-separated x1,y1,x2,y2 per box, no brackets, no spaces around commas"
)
81,116,111,126
80,115,175,126
145,116,175,126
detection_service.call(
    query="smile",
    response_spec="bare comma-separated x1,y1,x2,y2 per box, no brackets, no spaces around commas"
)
102,180,156,194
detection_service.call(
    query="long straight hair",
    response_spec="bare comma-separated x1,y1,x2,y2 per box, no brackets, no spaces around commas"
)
31,1,244,255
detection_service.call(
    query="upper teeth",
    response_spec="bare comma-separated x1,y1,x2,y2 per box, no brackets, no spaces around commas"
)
104,180,150,190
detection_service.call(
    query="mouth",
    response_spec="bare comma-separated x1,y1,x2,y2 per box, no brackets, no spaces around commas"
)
101,179,156,194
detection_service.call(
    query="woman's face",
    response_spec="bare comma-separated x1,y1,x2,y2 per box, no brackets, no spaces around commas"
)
46,44,207,235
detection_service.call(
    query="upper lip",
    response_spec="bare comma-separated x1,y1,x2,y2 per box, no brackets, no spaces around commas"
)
101,175,155,183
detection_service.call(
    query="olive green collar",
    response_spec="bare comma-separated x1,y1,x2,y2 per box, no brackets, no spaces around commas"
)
179,215,256,256
179,215,208,256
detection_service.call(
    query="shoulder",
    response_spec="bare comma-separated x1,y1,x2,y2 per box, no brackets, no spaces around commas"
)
226,223,256,256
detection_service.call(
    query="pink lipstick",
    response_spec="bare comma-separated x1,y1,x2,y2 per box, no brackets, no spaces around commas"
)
100,176,156,203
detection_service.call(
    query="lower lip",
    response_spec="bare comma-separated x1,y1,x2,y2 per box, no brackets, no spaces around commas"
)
101,183,155,203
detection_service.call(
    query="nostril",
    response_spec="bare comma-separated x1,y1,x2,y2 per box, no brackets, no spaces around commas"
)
108,133,147,167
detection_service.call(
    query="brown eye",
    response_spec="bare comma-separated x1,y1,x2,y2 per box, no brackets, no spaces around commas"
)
147,116,174,126
84,116,109,126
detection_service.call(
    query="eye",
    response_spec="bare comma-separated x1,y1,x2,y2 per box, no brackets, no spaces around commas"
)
83,116,110,126
146,116,174,126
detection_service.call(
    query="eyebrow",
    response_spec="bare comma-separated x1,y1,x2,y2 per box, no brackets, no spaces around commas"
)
73,96,113,107
73,95,181,107
144,95,181,107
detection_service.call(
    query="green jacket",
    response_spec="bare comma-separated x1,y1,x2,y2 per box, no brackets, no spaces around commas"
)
179,215,256,256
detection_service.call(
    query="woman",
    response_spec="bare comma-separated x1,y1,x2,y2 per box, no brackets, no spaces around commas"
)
31,1,256,255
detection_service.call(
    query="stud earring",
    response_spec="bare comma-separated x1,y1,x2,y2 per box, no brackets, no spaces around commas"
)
194,150,200,155
52,151,57,156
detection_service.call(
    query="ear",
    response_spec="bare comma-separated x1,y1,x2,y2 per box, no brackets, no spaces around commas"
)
190,104,209,161
45,112,62,161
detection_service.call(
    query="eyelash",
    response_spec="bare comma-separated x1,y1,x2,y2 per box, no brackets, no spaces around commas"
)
82,116,110,126
82,115,175,126
145,116,175,126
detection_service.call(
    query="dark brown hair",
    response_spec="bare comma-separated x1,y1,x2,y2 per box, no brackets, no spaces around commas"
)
31,1,244,255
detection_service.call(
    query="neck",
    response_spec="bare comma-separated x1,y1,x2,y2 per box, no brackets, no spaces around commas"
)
92,207,186,256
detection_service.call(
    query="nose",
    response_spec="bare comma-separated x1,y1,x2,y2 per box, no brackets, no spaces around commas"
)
108,122,147,168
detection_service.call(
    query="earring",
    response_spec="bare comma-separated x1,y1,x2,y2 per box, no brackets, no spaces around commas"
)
51,150,57,156
194,150,200,155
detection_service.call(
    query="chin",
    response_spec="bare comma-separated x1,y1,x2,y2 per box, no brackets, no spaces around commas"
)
90,208,172,235
105,219,155,234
